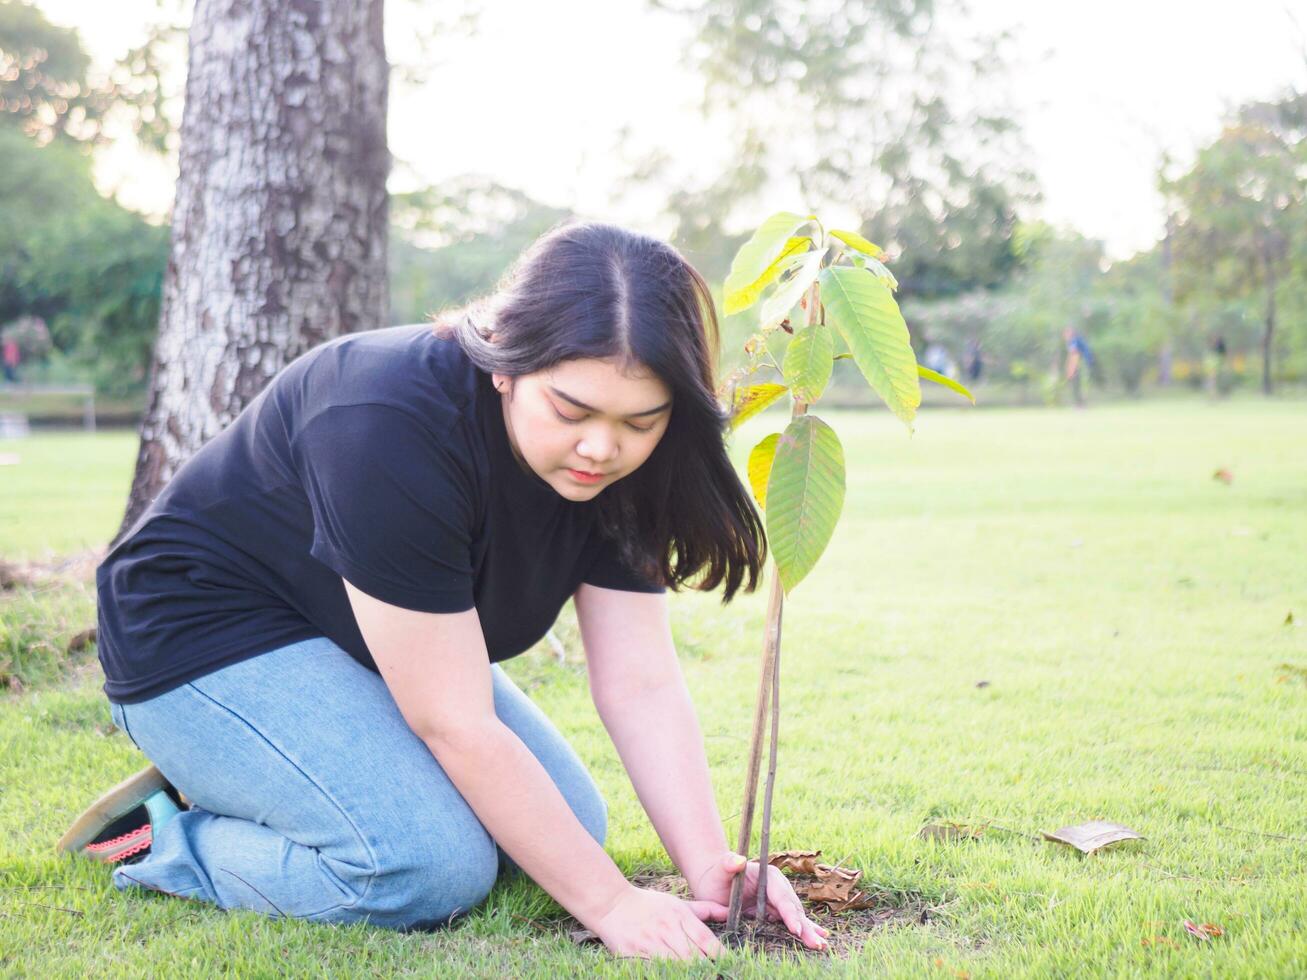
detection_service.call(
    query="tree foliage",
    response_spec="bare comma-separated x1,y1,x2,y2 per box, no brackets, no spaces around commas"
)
1163,96,1307,393
0,128,167,396
0,0,179,151
645,0,1034,298
389,176,573,323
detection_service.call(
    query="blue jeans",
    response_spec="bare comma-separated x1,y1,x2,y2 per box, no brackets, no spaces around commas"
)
106,636,607,931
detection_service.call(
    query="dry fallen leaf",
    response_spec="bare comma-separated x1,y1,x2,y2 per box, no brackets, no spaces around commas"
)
1041,821,1144,854
1285,611,1294,626
769,849,824,875
770,851,884,913
1183,920,1224,941
1213,468,1233,485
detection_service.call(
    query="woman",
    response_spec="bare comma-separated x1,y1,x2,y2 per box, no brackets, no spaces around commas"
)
61,221,829,961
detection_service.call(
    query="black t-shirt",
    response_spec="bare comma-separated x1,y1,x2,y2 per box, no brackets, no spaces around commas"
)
96,324,664,704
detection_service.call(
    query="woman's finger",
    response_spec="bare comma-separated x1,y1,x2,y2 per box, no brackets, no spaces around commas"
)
682,916,723,960
798,915,829,950
663,923,704,961
687,899,730,922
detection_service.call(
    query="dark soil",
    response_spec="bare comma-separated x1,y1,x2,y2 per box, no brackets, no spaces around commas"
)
565,870,933,961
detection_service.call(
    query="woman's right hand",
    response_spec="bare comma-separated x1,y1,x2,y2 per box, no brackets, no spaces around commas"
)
589,884,728,961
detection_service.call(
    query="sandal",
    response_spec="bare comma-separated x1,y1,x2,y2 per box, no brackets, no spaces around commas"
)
57,764,187,865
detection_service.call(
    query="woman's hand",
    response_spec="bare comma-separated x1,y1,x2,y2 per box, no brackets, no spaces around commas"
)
689,851,830,951
589,884,729,961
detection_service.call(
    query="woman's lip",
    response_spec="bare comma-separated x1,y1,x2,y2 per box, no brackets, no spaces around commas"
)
568,468,606,481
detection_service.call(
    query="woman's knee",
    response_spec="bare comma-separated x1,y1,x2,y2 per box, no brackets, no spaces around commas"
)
349,832,500,930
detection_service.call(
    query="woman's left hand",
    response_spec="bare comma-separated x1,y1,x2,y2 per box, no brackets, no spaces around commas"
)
688,851,830,951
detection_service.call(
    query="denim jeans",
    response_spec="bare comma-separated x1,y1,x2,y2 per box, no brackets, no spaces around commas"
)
106,636,607,931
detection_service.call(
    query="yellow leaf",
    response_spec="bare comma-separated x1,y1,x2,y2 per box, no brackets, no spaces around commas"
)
725,237,811,315
830,228,883,258
747,433,780,508
728,383,788,431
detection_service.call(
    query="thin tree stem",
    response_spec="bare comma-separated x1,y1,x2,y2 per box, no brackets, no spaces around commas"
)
754,639,781,923
725,570,783,934
725,278,821,936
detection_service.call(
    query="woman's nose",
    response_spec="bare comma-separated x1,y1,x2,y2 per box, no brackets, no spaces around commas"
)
577,429,619,463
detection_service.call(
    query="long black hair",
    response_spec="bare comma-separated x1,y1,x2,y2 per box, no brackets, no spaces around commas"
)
431,220,766,603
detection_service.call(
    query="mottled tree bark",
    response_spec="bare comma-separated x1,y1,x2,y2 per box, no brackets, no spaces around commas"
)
114,0,389,546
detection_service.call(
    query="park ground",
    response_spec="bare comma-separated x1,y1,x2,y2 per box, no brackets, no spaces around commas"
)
1,399,1304,977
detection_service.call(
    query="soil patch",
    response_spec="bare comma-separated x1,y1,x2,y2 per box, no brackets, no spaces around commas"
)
563,870,934,961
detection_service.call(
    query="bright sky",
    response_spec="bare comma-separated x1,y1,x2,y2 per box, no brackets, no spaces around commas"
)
34,0,1307,260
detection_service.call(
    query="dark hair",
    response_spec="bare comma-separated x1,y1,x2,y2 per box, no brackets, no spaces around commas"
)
430,220,766,602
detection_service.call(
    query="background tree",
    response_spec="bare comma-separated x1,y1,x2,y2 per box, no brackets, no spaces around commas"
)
0,129,167,395
0,0,177,149
643,0,1034,298
388,175,571,323
115,0,390,542
1163,95,1306,395
0,3,171,397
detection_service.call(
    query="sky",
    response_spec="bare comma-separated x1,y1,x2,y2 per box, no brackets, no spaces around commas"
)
33,0,1307,260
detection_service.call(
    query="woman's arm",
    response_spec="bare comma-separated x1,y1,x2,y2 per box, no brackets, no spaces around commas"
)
344,580,727,961
573,584,728,893
345,581,630,921
575,584,830,951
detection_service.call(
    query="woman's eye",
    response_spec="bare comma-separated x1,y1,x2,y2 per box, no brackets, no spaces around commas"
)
553,406,654,433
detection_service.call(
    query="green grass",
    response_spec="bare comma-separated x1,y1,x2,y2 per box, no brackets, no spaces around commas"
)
2,400,1305,977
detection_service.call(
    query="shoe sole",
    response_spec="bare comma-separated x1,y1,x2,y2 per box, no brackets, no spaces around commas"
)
57,764,169,855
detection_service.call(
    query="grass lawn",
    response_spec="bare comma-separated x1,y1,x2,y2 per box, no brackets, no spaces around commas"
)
1,399,1305,977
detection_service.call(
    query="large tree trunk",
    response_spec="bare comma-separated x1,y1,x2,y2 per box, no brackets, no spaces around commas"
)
114,0,390,546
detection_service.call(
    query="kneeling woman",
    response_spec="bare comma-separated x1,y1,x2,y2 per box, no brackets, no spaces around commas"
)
63,221,828,961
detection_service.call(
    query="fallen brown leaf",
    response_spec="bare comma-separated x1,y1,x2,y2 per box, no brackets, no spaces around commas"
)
1213,468,1233,485
769,849,824,875
1041,821,1144,854
768,850,901,914
1183,920,1224,941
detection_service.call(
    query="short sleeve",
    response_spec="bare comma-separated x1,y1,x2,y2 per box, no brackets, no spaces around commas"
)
292,404,478,612
581,531,666,594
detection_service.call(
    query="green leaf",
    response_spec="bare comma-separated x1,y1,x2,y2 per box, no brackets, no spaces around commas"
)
728,382,789,431
864,256,899,291
819,266,921,427
833,352,853,361
725,211,816,312
759,250,823,329
782,323,835,403
726,236,811,315
830,229,883,259
918,364,975,404
765,415,845,594
747,433,780,508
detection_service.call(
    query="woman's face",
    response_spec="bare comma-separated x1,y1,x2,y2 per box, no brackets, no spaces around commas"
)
493,357,673,501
